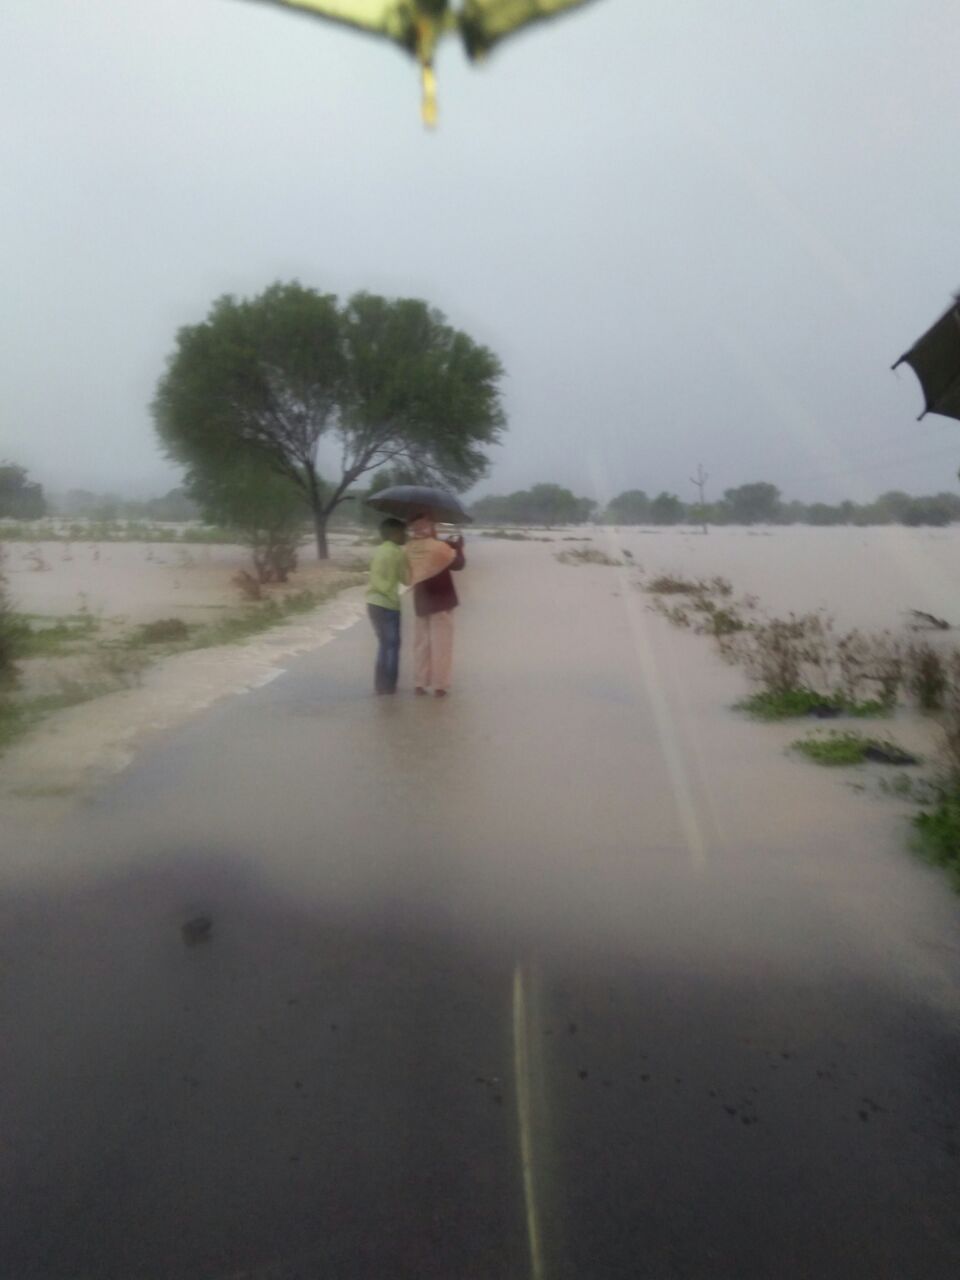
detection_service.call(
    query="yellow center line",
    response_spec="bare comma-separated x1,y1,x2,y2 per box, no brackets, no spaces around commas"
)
513,963,545,1280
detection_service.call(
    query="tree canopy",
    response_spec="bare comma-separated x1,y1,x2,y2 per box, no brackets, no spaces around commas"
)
153,282,506,557
722,482,782,525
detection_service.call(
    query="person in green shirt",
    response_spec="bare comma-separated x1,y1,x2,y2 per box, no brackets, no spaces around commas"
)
366,518,409,694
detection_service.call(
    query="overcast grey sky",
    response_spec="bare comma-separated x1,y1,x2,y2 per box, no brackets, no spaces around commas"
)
2,0,959,505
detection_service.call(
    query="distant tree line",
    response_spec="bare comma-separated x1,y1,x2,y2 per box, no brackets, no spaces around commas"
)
471,484,596,526
471,482,960,528
6,458,960,543
52,488,199,522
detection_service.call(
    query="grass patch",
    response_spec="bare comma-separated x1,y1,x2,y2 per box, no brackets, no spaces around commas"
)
792,730,919,767
735,688,890,721
0,684,115,753
188,579,364,650
556,548,622,567
9,614,100,658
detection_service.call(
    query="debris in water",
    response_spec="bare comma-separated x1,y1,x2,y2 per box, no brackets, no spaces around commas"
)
908,609,950,631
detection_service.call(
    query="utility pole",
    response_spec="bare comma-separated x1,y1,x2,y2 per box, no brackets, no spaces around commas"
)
690,464,709,534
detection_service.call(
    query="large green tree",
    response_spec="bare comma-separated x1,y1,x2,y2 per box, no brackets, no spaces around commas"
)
606,489,650,524
722,482,781,525
649,491,685,525
0,464,46,519
153,283,506,558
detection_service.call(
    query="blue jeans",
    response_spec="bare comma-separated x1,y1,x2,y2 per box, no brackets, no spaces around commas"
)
367,604,401,694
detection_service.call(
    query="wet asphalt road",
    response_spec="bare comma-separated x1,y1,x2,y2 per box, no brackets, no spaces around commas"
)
2,541,960,1278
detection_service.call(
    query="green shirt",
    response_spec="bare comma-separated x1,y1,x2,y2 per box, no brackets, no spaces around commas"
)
366,540,409,611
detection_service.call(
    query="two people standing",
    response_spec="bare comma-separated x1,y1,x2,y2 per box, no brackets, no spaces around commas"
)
366,515,465,697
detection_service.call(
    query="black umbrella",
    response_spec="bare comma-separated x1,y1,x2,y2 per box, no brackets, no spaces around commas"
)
893,296,960,422
365,484,473,525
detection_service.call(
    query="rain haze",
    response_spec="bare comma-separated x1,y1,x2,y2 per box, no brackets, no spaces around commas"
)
3,0,960,505
8,7,960,1278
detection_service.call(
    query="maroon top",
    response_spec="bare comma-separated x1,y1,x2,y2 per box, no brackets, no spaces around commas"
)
413,540,466,617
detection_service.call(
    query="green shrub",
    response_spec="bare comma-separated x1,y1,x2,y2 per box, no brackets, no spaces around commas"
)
136,618,190,644
10,614,98,658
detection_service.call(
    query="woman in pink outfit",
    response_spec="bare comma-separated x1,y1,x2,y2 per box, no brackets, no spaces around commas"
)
405,516,466,697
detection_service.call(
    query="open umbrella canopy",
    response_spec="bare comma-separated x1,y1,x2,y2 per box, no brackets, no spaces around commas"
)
246,0,603,124
894,297,960,423
365,484,473,524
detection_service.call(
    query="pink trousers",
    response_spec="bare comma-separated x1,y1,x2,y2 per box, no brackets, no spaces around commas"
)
414,610,455,690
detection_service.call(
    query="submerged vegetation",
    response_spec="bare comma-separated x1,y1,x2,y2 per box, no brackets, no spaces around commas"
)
792,731,919,767
480,529,549,542
645,573,752,640
646,579,916,720
556,548,623,567
647,573,733,596
644,564,960,890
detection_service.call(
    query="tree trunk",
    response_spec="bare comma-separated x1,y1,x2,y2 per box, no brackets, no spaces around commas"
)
313,508,329,560
303,464,330,560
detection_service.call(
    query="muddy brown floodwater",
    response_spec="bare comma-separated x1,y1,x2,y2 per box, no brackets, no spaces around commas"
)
2,533,960,1278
